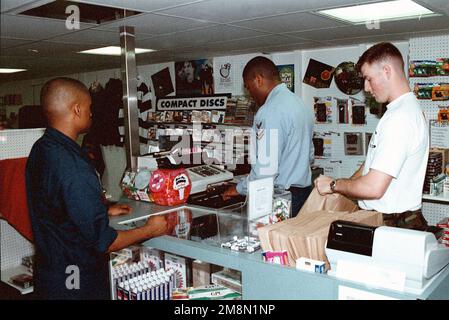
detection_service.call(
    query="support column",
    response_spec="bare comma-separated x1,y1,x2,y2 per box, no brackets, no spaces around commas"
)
120,26,139,171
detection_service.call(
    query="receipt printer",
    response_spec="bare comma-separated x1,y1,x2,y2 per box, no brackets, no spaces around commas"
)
326,220,449,289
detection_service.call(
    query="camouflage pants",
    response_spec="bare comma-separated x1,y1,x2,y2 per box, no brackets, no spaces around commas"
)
382,209,429,231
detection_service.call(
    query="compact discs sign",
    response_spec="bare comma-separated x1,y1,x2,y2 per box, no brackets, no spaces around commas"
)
157,95,229,111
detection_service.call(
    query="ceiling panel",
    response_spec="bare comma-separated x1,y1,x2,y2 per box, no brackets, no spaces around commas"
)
232,12,348,33
0,37,35,49
2,0,449,83
416,0,449,15
155,0,381,23
1,0,53,13
204,35,315,52
0,13,97,40
0,41,99,57
285,15,449,41
74,0,210,13
138,25,267,50
94,12,215,35
47,29,124,45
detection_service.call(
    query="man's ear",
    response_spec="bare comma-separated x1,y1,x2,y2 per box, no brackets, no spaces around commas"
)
73,103,81,118
383,63,392,80
254,74,264,87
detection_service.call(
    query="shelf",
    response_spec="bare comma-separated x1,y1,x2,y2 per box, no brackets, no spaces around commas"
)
146,121,252,127
1,265,33,295
423,193,449,203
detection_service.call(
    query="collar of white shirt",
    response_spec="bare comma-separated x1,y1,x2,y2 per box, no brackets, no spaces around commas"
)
386,91,414,112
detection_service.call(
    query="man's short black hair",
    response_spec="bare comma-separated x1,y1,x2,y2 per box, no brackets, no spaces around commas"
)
243,56,280,81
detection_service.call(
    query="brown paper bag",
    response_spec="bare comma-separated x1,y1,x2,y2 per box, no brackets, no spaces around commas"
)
258,208,383,268
297,188,358,216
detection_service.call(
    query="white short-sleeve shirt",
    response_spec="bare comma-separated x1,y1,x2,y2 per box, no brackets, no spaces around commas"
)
358,92,429,214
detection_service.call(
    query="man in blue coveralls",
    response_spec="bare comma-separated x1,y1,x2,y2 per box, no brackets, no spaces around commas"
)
224,56,315,216
26,77,169,299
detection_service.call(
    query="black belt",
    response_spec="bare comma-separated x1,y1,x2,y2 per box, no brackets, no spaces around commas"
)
287,186,310,191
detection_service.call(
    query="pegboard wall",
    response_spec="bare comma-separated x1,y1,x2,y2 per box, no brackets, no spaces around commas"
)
301,42,409,179
409,34,449,224
0,128,43,272
409,35,449,121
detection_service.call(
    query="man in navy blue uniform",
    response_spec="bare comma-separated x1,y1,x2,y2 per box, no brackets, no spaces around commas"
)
26,77,168,299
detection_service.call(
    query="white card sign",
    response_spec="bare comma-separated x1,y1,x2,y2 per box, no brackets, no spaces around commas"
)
430,120,449,149
248,177,274,221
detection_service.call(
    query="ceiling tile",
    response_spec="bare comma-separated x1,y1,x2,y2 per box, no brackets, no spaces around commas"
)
1,0,53,13
94,12,215,35
232,12,348,33
156,0,381,23
416,0,449,16
1,41,99,58
138,25,267,50
0,13,97,40
47,29,123,45
75,0,210,13
0,37,34,49
205,35,313,51
286,15,449,41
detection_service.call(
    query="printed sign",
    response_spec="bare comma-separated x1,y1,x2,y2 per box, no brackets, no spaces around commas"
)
277,64,294,92
156,95,230,111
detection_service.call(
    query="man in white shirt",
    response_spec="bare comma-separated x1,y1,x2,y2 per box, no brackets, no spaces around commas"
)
315,42,429,230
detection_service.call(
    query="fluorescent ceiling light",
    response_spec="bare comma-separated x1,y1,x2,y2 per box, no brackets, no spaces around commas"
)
318,0,435,24
79,46,155,56
0,68,27,73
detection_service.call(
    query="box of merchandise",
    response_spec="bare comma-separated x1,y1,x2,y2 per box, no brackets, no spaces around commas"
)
188,284,241,300
165,253,188,289
140,247,164,271
192,260,211,287
430,148,449,173
211,269,242,293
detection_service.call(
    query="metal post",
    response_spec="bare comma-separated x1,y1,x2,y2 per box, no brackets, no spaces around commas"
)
120,26,139,171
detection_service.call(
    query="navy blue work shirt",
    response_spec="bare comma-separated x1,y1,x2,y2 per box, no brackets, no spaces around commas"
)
26,127,118,300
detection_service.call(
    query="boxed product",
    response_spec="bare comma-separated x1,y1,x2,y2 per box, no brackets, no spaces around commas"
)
211,269,242,293
296,257,326,274
140,247,164,271
165,253,188,289
192,260,211,287
430,148,449,172
188,284,241,300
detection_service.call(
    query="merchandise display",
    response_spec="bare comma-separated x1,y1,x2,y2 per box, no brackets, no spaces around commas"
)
220,236,261,253
303,58,335,88
262,251,289,265
409,60,438,77
334,61,363,95
4,16,449,301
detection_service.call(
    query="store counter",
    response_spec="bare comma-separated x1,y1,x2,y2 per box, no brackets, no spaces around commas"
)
109,199,449,300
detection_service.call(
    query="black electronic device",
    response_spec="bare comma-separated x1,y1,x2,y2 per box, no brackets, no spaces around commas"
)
326,220,378,256
352,104,366,125
187,182,246,209
190,214,219,240
315,103,327,122
313,137,324,157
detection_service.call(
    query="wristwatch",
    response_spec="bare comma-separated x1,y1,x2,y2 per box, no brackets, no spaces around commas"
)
330,180,337,193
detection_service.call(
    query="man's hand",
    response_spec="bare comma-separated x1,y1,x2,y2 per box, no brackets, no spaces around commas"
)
222,185,240,200
108,203,132,217
314,174,334,195
144,214,169,238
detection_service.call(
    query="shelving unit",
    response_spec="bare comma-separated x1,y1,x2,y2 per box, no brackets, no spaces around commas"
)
423,193,449,203
109,200,449,300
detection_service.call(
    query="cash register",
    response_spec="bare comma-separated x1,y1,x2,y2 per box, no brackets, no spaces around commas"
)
325,220,449,290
